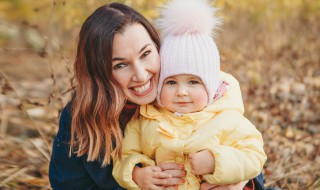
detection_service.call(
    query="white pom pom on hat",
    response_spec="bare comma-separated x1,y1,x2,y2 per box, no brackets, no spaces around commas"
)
157,0,221,36
156,0,222,106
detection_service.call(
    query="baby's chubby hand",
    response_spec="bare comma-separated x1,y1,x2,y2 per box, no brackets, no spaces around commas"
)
188,149,215,175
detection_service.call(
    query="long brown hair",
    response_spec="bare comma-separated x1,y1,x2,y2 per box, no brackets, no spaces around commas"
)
70,3,160,166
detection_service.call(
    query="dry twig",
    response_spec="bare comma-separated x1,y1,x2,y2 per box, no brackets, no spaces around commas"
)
0,167,28,185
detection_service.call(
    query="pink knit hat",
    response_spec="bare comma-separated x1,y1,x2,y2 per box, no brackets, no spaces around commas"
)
156,0,222,106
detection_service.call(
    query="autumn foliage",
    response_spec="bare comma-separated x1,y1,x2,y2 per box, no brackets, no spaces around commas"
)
0,0,319,189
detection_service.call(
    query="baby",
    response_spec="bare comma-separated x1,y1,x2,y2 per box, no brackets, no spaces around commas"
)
113,0,267,189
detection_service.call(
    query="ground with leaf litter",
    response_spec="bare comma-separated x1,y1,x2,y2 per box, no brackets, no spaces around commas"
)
0,1,319,189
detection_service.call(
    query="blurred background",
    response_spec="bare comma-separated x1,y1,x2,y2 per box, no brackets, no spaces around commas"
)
0,0,319,189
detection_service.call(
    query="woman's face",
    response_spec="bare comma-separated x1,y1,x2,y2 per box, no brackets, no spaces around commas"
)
112,24,160,105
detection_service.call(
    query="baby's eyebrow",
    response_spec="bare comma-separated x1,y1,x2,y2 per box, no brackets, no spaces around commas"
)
188,76,200,80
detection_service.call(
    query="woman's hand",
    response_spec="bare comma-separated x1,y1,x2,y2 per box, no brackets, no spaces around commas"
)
200,180,249,190
132,165,185,190
188,150,215,175
159,162,186,189
158,162,186,178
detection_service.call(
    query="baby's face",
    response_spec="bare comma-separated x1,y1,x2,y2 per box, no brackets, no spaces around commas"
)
160,74,208,114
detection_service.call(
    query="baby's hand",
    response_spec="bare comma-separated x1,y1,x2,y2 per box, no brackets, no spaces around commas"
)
188,150,215,175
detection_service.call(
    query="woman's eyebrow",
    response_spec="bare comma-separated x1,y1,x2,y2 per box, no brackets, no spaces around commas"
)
139,44,151,54
112,57,125,62
112,44,151,62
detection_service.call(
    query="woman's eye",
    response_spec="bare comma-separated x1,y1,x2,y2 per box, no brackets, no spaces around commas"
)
113,63,126,70
165,80,176,85
141,50,151,58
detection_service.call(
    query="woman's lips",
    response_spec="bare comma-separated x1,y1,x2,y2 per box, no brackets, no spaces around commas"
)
130,79,153,96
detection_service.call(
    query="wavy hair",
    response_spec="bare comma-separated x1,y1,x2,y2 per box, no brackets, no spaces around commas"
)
70,3,160,166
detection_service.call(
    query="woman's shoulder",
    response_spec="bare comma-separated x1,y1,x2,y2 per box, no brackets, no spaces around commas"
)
55,103,73,141
60,103,72,124
60,102,72,124
50,102,122,189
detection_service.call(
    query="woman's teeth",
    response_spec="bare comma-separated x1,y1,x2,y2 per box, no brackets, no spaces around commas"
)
133,80,151,93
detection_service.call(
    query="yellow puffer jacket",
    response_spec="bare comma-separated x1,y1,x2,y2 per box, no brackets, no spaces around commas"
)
113,72,267,190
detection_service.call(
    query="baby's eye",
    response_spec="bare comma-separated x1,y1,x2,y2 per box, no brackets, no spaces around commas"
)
113,63,127,70
165,80,176,85
189,80,201,84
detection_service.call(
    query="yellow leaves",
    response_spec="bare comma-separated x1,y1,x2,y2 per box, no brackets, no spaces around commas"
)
0,0,319,189
215,0,320,25
285,126,295,139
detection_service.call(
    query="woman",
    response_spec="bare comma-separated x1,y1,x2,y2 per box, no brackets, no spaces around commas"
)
49,2,265,190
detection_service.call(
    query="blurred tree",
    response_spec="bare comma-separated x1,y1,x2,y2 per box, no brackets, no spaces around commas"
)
0,0,319,53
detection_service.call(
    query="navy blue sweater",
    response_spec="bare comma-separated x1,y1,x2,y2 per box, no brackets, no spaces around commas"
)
49,105,126,190
49,104,265,190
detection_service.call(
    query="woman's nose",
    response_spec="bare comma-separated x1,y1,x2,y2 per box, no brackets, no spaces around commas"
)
132,64,148,82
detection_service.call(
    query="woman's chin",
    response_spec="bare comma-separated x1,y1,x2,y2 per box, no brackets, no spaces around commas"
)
127,90,157,105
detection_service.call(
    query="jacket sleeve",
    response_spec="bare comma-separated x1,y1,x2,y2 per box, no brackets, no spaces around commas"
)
202,111,267,185
113,118,155,190
49,104,124,190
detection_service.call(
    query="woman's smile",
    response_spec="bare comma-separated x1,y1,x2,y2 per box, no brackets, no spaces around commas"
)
131,79,152,96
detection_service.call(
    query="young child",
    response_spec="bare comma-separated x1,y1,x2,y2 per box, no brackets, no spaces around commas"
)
113,0,267,189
